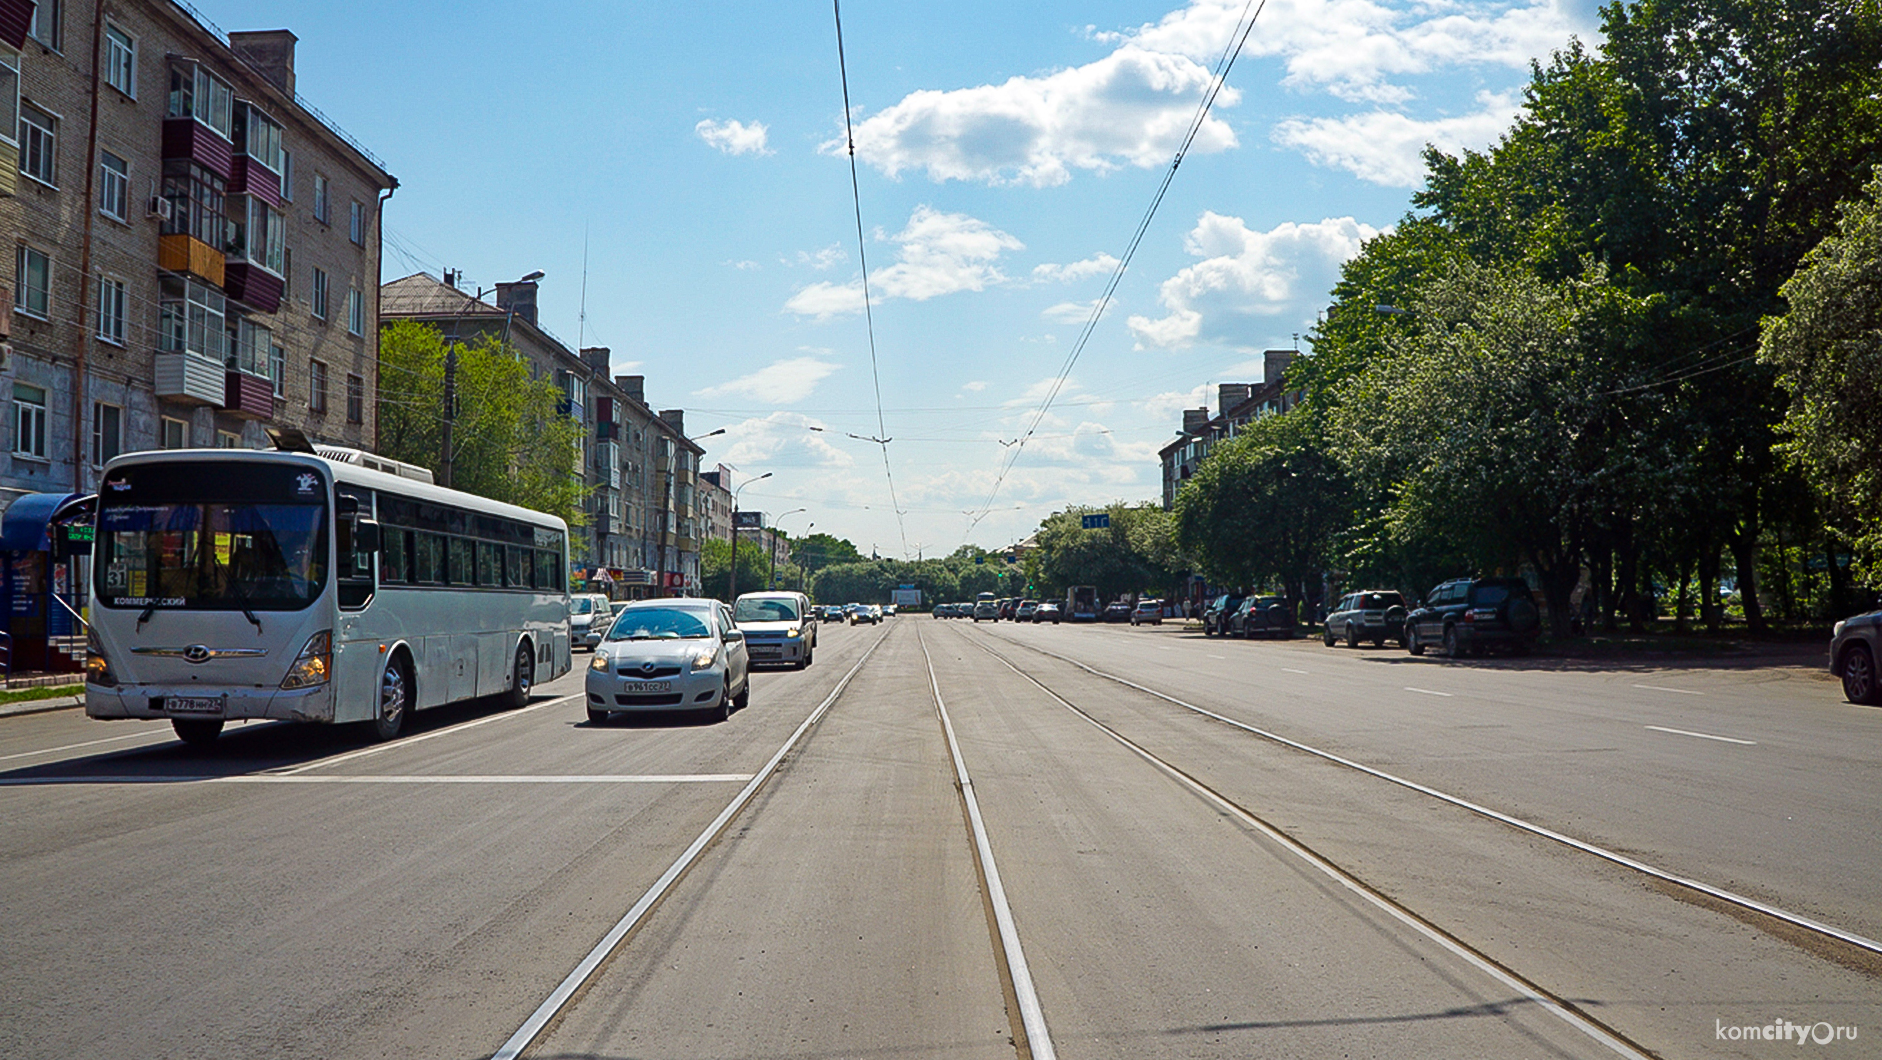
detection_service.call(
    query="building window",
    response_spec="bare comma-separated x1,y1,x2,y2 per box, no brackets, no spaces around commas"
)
104,25,135,96
160,415,188,449
233,104,282,174
216,429,240,448
346,373,363,424
97,274,126,344
349,200,364,244
158,277,227,362
233,318,270,376
28,0,60,51
270,343,286,397
98,149,128,220
229,195,284,273
159,159,225,245
18,102,55,186
0,53,17,150
91,402,122,468
309,359,328,413
311,267,328,319
278,149,292,201
167,63,232,139
15,245,50,318
312,173,328,223
346,286,363,335
12,383,47,459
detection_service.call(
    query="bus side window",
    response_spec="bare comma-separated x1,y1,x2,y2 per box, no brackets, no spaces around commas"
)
415,533,445,585
506,545,527,588
380,528,409,584
447,537,474,586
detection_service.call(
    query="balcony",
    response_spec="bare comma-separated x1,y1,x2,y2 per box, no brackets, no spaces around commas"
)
228,156,283,207
223,263,283,314
159,233,226,287
161,117,233,178
596,420,617,440
0,141,15,197
154,352,225,405
222,368,274,420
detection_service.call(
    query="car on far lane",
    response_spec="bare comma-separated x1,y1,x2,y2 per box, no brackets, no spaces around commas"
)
568,593,615,652
1831,603,1882,705
847,603,880,625
1130,599,1162,625
1016,599,1040,622
1033,601,1063,624
1102,601,1133,623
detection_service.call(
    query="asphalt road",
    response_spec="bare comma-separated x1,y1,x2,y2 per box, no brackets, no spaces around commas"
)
1,616,1874,1059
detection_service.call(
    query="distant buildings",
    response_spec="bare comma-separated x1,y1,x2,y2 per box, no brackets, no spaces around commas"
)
1158,349,1300,509
3,2,392,503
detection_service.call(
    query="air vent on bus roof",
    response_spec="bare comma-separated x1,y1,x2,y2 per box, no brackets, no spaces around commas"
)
313,445,437,485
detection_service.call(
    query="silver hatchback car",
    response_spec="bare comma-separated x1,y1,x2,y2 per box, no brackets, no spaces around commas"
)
586,599,750,723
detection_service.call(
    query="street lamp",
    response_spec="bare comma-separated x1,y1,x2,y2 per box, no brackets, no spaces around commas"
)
727,472,772,602
770,508,808,589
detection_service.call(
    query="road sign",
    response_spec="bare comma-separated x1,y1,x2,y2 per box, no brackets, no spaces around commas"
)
1081,513,1110,529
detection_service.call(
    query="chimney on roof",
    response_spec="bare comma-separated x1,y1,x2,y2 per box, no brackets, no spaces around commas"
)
659,409,685,435
494,280,538,327
1182,408,1211,435
228,30,297,97
616,375,644,402
580,346,611,374
1264,349,1297,387
1217,383,1252,416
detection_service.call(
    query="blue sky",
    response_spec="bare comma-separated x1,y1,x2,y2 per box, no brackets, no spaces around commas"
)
197,0,1601,558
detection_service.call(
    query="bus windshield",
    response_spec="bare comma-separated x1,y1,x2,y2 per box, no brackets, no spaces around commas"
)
96,502,328,610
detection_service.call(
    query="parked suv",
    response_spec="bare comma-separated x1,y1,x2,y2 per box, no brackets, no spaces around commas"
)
1830,604,1882,705
1229,595,1293,639
1202,594,1245,637
1130,599,1162,625
1324,590,1408,648
1404,577,1541,657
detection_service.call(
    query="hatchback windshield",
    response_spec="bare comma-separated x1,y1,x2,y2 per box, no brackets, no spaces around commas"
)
734,598,800,623
608,608,712,640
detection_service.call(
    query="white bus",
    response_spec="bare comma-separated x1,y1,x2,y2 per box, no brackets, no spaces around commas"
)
84,446,572,745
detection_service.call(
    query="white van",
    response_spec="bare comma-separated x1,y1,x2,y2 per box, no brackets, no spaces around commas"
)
569,593,615,651
732,591,817,669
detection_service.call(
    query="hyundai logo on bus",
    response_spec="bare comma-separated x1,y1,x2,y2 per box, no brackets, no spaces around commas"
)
184,645,213,664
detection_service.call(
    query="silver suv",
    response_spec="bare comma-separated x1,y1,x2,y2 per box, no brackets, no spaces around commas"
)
1324,590,1408,648
1831,605,1881,705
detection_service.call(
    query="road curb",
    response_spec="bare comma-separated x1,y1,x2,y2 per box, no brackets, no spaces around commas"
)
0,693,86,719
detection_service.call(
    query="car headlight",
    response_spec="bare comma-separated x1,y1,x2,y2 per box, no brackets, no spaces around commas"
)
692,648,718,670
785,626,801,639
590,653,610,672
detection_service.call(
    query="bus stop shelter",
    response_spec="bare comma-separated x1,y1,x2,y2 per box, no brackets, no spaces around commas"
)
0,492,95,677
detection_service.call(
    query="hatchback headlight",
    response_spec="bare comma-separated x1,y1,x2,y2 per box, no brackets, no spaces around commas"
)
692,648,718,670
280,631,332,689
590,653,610,672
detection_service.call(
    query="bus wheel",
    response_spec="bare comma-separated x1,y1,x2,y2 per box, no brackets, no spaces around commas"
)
373,657,412,741
172,718,224,747
506,641,534,710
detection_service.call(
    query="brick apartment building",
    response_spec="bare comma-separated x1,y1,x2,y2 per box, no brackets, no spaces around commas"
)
1158,349,1301,509
1,1,393,513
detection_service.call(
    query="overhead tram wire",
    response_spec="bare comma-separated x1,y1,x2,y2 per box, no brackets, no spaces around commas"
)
961,0,1267,540
833,0,912,560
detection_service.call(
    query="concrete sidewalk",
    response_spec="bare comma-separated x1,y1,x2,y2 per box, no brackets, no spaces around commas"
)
0,690,86,719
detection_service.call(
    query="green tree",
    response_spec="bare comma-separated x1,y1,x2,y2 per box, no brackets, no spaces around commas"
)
1760,169,1882,581
377,321,588,525
699,537,773,602
1031,504,1183,603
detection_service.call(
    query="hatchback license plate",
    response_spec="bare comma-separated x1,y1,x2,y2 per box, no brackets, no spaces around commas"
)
167,696,225,715
620,681,671,693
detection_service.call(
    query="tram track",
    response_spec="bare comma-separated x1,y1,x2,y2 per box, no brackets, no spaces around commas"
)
967,623,1882,965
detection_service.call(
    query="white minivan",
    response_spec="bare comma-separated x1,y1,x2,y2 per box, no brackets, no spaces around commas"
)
732,591,818,669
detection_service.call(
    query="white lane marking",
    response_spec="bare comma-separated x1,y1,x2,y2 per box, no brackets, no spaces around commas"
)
1644,725,1755,746
0,728,177,763
272,692,583,775
972,642,1647,1060
997,635,1882,958
1206,654,1227,660
1632,684,1702,696
1155,645,1173,651
1405,687,1453,697
0,774,754,787
920,627,1057,1060
1281,668,1309,675
490,625,895,1060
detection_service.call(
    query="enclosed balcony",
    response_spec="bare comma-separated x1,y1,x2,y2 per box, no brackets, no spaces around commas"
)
222,368,274,420
158,233,226,287
154,352,225,405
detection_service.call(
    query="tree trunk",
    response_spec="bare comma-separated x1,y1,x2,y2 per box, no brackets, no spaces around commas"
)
1698,546,1723,634
1532,547,1580,639
1673,555,1694,634
1825,530,1852,618
1731,526,1767,634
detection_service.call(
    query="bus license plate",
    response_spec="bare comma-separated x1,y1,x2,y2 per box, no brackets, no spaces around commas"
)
167,696,225,715
621,681,670,693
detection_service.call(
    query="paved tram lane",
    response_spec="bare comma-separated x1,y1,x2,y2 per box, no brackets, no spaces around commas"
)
0,621,888,1060
919,620,1637,1059
950,620,1881,1058
528,620,1015,1060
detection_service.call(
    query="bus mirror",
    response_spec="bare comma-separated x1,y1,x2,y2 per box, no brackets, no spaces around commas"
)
355,519,382,553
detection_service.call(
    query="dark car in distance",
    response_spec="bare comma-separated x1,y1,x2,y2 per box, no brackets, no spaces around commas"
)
1033,602,1063,624
1229,595,1292,639
1404,577,1541,657
1102,601,1133,623
1202,594,1245,637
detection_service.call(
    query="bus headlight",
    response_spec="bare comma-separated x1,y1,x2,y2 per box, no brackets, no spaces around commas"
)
280,631,333,689
86,631,118,688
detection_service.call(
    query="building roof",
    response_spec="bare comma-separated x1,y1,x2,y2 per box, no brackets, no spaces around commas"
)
380,273,506,319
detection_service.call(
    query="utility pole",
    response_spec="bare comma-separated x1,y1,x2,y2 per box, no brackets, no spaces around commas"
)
440,338,458,488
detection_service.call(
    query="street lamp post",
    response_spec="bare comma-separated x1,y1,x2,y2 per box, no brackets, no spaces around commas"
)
770,508,807,589
727,473,772,602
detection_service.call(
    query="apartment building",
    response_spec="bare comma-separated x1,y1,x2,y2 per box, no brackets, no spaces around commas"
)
1158,349,1300,509
2,3,393,509
379,272,706,597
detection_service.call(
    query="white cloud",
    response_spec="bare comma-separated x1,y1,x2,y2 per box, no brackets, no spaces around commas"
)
693,356,840,404
785,206,1024,319
1272,90,1524,186
1128,213,1380,349
728,259,761,270
1141,383,1215,424
705,412,856,470
1042,299,1100,324
1032,253,1121,284
832,45,1237,187
785,245,847,270
696,118,772,156
961,380,988,392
